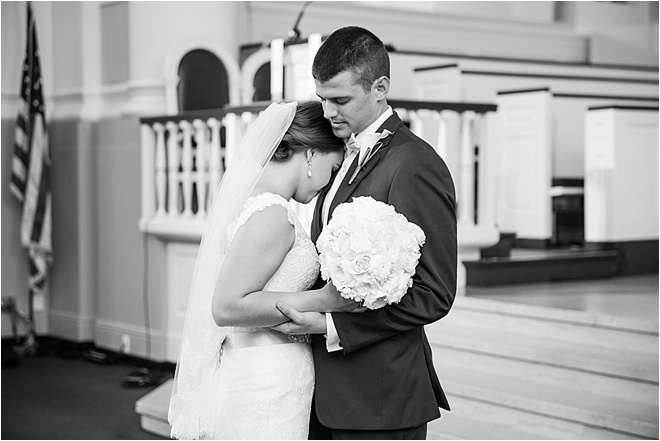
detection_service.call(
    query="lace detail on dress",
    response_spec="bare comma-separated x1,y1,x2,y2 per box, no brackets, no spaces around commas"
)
203,193,318,439
227,192,320,342
227,193,319,292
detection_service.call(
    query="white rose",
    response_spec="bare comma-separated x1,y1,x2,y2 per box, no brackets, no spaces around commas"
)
351,254,371,274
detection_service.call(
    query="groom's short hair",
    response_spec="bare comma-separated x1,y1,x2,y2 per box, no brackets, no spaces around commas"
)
312,26,390,92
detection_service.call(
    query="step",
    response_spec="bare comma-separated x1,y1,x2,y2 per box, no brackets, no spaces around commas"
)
428,398,556,440
446,299,658,353
434,346,659,438
135,379,173,438
436,345,659,417
464,249,620,286
429,393,645,440
427,298,659,383
454,295,658,335
426,296,658,439
446,382,658,439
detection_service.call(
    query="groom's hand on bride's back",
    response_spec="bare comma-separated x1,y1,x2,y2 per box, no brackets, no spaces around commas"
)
272,302,327,335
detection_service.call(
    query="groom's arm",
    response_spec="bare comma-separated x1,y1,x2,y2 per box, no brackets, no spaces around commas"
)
273,148,457,352
331,148,457,353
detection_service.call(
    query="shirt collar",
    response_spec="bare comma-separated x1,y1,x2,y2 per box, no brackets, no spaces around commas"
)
355,106,393,149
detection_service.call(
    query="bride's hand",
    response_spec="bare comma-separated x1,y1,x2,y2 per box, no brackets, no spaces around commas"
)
321,282,366,313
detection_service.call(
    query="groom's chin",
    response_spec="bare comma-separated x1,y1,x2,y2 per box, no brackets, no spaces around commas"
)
332,127,349,140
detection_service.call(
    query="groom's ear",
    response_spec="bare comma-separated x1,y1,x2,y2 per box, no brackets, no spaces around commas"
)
373,76,389,100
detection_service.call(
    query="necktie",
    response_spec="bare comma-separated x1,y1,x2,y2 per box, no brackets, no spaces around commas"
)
345,133,361,155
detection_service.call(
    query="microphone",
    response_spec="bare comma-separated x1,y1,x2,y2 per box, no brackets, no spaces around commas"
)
286,1,313,44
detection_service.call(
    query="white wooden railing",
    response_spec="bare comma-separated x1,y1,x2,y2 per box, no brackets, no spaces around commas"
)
139,104,265,239
139,100,500,285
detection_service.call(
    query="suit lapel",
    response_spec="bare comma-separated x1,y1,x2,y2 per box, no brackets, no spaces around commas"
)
327,113,405,220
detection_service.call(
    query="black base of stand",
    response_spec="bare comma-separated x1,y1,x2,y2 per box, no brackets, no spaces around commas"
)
121,367,165,388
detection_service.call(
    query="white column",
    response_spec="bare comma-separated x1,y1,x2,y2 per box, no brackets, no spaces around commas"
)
458,111,476,226
270,38,284,102
476,112,499,227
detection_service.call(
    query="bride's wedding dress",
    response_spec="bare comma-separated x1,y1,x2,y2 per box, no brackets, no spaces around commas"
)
209,192,319,439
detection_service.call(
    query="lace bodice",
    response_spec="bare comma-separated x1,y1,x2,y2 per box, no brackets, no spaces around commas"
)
226,193,320,332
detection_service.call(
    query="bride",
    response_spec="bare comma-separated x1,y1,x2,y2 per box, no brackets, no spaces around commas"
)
168,101,358,440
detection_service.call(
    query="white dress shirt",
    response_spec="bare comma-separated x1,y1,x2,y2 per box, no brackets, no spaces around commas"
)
322,106,393,352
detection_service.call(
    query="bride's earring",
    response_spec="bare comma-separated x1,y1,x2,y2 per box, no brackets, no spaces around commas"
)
307,160,313,178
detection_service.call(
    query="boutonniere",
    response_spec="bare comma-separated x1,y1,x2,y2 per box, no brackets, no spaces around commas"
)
348,130,392,185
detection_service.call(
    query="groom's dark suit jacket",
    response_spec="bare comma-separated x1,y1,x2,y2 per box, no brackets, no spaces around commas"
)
310,111,457,431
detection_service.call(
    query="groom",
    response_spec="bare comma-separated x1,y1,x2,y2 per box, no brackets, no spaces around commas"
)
275,26,457,439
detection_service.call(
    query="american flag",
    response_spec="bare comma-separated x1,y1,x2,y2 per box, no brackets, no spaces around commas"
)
10,2,53,305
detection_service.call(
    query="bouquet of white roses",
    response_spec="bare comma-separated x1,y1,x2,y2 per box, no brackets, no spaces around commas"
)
317,196,426,310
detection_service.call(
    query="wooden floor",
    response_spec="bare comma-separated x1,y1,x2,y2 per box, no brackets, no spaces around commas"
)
465,273,659,323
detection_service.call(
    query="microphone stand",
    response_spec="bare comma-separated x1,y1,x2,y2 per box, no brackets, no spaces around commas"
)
286,1,312,44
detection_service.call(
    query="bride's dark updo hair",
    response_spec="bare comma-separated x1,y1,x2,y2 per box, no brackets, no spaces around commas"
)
271,101,344,162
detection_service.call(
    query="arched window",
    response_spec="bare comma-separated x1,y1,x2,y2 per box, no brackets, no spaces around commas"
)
252,62,271,102
177,49,229,111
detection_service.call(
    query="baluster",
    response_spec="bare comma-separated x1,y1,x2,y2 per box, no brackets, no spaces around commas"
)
408,110,423,137
179,120,194,218
154,123,167,216
231,111,255,162
193,119,209,218
140,124,156,221
223,112,239,168
459,111,476,225
433,110,449,159
208,117,223,201
166,121,180,216
243,110,257,128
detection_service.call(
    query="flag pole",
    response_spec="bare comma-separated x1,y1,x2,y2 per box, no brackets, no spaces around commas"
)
10,2,52,357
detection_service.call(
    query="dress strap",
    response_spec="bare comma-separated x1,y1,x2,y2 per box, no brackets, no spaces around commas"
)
236,192,297,229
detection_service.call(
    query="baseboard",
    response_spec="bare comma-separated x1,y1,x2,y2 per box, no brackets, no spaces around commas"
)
513,238,552,249
48,309,96,341
585,240,659,275
94,318,168,362
465,249,620,286
3,335,93,359
2,335,176,372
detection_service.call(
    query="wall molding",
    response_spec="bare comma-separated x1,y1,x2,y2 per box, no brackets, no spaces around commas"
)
48,309,95,341
95,318,168,361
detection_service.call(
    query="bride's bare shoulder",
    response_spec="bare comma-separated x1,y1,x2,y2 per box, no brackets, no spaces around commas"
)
233,201,295,253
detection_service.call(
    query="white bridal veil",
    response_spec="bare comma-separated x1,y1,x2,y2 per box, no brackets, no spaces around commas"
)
168,102,297,439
